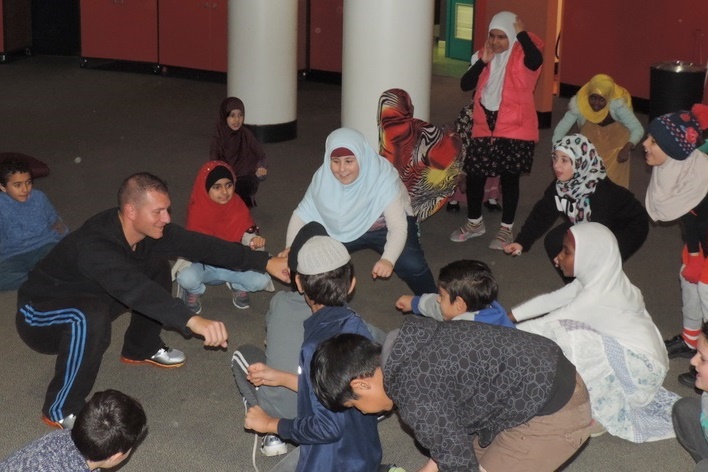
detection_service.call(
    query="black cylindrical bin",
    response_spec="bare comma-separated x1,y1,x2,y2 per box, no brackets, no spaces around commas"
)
650,61,706,120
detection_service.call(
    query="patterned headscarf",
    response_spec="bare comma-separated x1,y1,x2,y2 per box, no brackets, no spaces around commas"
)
554,134,607,223
576,74,633,124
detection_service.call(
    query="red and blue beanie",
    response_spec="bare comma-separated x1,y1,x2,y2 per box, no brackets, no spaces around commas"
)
648,111,702,161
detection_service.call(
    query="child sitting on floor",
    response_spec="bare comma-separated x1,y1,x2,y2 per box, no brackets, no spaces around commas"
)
395,259,513,327
673,320,708,470
242,235,383,471
175,161,273,313
510,222,677,442
0,389,146,471
0,158,67,291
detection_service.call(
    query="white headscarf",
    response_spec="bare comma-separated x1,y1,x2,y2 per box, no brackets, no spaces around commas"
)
294,128,402,242
565,223,667,363
479,11,518,111
645,148,708,222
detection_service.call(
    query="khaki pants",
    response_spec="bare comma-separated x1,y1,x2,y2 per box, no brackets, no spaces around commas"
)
474,373,592,472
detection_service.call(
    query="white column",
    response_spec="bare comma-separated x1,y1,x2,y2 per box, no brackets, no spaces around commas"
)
342,0,434,147
228,0,298,142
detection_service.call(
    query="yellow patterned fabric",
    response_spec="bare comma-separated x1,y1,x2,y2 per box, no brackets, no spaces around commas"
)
576,74,633,124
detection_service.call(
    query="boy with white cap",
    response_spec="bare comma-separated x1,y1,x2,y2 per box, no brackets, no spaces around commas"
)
243,235,383,472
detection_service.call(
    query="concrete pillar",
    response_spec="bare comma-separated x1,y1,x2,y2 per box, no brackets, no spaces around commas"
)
228,0,298,142
342,0,434,147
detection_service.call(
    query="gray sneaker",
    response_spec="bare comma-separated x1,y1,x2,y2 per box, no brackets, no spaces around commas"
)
178,286,202,314
121,346,186,368
489,226,513,250
232,290,250,309
261,434,288,456
450,220,486,242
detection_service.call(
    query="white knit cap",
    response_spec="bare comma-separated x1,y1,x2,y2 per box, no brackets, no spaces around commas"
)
296,236,351,275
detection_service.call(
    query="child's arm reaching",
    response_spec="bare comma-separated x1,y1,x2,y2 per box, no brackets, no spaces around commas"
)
247,362,298,392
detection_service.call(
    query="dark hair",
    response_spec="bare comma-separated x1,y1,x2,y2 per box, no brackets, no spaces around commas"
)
71,389,148,461
310,333,382,411
0,158,31,186
702,322,708,341
437,260,498,312
298,261,354,306
117,172,169,208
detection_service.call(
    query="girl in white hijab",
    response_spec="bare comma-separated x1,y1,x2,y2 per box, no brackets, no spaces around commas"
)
286,128,436,295
451,11,544,254
510,222,678,442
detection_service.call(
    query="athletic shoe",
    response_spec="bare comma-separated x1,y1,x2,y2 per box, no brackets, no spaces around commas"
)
42,414,76,430
231,348,259,408
261,434,288,456
588,419,607,438
180,289,202,314
488,226,513,250
232,290,250,310
665,334,697,359
449,220,485,242
121,346,186,368
446,201,460,213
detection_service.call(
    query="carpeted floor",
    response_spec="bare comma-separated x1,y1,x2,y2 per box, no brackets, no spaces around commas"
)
0,55,697,471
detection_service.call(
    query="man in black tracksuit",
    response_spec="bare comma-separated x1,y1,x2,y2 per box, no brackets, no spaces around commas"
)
16,172,288,428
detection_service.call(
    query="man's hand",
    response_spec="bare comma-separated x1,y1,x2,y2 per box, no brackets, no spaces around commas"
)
247,362,282,387
244,405,279,434
266,256,291,283
396,295,414,313
186,316,228,348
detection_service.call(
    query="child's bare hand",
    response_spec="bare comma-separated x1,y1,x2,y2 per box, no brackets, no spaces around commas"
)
396,296,414,312
277,247,290,258
256,167,268,178
504,242,523,256
481,42,495,63
372,259,394,279
513,16,525,34
249,236,266,250
244,405,276,433
247,362,280,387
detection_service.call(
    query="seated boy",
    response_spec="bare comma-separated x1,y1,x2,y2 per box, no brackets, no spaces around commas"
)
0,158,67,291
242,235,383,471
673,321,708,469
311,317,592,472
395,259,513,327
0,389,147,471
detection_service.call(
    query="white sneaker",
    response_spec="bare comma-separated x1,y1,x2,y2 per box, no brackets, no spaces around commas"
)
489,226,513,250
260,434,288,456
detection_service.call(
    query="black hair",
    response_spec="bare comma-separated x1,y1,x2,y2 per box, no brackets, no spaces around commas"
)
310,333,382,411
117,172,169,208
437,259,498,312
702,321,708,341
298,261,354,306
71,389,148,462
0,158,31,186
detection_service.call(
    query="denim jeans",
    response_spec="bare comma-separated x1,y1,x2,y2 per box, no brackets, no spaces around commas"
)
343,216,436,295
175,262,271,295
0,243,55,291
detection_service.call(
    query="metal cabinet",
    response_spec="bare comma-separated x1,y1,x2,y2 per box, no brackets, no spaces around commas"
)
0,0,32,62
80,0,158,64
158,0,228,73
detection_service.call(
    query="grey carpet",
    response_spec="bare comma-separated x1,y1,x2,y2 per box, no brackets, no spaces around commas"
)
0,55,696,471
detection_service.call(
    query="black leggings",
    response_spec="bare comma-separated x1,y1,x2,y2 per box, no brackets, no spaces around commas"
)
465,172,520,225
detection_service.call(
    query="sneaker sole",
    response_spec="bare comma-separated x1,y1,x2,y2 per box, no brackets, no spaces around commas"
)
233,301,250,310
119,356,185,369
450,230,486,242
260,443,288,456
41,416,64,430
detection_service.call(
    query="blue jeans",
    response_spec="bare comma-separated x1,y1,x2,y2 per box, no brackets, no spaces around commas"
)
175,262,271,295
343,216,436,295
0,243,56,291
